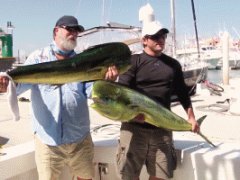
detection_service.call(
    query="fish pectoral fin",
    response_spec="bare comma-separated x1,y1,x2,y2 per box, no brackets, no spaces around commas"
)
128,105,153,121
128,104,140,111
128,104,143,117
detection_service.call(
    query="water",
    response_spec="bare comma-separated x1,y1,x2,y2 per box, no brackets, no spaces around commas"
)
207,69,240,84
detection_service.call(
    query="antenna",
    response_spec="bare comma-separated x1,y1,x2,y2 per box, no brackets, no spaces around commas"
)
7,21,14,35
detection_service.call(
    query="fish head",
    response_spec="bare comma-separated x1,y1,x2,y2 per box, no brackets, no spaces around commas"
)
90,80,136,122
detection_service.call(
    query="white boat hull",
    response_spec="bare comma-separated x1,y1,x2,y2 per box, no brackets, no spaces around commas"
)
1,137,240,180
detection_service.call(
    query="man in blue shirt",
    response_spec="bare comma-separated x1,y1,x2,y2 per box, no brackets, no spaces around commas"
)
0,15,118,180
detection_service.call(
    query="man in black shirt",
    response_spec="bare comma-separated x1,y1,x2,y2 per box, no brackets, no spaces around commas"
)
116,21,199,180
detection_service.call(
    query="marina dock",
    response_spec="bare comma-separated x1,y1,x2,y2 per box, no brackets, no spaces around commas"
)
0,78,240,180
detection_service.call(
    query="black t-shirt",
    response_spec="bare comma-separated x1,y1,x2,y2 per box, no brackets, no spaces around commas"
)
119,51,192,112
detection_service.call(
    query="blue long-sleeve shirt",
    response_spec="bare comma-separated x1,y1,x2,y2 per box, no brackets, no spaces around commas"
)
16,42,93,145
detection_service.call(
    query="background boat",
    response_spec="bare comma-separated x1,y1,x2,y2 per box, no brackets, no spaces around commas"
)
176,44,222,69
76,2,208,98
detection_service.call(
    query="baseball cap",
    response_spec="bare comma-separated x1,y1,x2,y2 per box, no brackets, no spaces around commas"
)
55,15,84,32
141,21,169,37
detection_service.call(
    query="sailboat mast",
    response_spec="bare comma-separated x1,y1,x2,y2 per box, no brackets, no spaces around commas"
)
191,0,200,59
170,0,176,58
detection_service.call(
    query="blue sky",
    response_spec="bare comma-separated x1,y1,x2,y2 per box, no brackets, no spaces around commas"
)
0,0,239,56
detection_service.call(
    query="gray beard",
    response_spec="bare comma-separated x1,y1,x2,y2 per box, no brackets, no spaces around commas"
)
59,37,77,51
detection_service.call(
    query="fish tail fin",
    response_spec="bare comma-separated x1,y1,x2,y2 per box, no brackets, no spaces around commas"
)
198,132,217,148
197,115,207,126
196,115,217,148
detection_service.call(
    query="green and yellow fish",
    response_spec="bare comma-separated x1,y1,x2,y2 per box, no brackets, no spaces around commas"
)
91,80,216,147
7,42,131,84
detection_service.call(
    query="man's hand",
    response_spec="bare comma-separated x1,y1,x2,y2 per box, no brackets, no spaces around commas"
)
0,76,9,93
185,107,199,133
188,118,200,133
105,66,119,81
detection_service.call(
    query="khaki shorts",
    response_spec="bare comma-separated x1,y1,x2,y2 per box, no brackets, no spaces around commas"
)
34,134,94,180
116,123,176,180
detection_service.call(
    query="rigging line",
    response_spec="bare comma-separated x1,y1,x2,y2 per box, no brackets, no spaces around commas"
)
108,0,113,23
102,0,113,25
189,0,208,89
74,0,83,17
190,0,200,60
100,0,113,43
170,0,176,58
232,27,240,39
100,0,106,44
101,0,105,26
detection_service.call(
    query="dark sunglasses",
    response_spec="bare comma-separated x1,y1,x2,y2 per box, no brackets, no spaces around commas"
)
59,26,80,33
146,33,167,40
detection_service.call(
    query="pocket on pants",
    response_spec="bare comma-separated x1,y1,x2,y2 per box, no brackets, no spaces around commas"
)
116,141,127,172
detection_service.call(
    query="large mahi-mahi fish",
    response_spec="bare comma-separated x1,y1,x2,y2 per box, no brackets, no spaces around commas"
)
90,80,216,147
7,42,131,84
